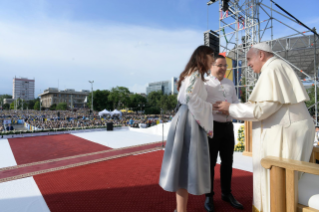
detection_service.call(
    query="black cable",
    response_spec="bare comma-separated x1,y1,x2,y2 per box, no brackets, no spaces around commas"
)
270,0,319,37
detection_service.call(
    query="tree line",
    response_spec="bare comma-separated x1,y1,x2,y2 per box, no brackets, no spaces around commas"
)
0,98,41,111
87,86,177,114
0,86,178,114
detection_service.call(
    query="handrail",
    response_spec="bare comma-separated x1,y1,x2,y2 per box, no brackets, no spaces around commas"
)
261,156,319,175
261,156,319,212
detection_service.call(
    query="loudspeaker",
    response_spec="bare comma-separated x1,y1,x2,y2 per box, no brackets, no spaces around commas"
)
204,30,219,56
107,123,113,131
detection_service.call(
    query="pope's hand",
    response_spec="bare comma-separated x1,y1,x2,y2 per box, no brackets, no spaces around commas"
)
216,101,231,114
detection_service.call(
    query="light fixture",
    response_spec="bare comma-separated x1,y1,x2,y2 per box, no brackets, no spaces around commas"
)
207,0,217,6
222,0,230,12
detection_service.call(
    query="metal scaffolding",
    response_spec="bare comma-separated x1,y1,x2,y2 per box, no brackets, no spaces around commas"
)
207,0,319,125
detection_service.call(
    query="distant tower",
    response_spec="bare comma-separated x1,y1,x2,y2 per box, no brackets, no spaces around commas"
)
13,77,35,100
171,77,178,95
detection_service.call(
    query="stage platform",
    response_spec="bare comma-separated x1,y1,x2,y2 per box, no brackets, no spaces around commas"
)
0,126,253,212
72,127,166,148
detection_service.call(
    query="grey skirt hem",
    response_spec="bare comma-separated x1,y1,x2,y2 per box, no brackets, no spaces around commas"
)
160,186,211,196
158,104,211,195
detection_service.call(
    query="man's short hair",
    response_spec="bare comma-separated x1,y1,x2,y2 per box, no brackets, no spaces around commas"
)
213,55,226,63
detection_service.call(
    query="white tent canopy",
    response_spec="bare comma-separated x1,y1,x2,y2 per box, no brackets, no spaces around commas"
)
98,109,111,116
110,109,122,117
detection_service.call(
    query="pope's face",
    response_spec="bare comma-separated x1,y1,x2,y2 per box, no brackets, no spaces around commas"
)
247,49,263,73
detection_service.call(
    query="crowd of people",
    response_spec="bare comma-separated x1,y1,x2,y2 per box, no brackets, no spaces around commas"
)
0,109,173,132
0,124,14,132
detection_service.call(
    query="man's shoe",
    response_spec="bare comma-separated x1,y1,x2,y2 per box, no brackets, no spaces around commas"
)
204,196,215,212
222,193,243,209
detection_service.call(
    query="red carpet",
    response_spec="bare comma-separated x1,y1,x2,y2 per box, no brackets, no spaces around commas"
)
0,142,162,183
8,134,111,165
34,150,253,212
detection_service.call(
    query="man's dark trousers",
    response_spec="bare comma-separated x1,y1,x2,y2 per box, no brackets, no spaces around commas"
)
206,121,235,197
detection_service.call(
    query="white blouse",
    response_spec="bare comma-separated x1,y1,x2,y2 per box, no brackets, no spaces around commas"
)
177,71,214,138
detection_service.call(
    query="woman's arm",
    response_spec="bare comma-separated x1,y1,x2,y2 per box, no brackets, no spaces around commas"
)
186,72,214,138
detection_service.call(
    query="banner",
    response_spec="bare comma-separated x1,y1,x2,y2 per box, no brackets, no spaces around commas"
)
225,57,233,81
3,120,11,125
17,120,24,124
24,122,30,130
223,56,242,100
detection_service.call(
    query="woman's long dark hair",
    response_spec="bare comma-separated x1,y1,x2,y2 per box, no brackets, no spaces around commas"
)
177,45,214,91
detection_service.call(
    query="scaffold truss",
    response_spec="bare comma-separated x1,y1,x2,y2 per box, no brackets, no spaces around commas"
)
206,0,319,125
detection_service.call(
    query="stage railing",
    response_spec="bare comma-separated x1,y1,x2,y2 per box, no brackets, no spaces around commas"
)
0,125,123,139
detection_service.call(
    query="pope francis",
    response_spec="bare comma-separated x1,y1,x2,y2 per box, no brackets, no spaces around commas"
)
216,43,315,212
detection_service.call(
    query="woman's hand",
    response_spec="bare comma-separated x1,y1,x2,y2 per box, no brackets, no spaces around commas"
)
212,101,221,111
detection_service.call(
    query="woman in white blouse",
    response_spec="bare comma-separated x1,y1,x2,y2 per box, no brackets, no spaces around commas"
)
159,46,215,212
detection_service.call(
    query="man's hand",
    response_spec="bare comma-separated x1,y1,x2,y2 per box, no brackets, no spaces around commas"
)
216,101,231,114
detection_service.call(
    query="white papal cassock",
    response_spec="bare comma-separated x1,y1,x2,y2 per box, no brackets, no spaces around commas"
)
228,57,315,212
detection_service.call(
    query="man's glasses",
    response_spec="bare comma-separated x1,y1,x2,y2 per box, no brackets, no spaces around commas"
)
213,64,228,68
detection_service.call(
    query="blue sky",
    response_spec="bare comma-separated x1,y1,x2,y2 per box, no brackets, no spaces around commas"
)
0,0,318,97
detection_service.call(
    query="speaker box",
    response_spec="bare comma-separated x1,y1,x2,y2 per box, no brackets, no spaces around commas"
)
204,30,219,56
107,123,113,131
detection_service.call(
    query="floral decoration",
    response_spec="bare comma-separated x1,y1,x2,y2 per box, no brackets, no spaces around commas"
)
234,125,245,152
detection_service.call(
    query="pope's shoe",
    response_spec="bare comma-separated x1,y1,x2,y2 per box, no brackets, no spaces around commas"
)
204,196,215,212
221,193,244,209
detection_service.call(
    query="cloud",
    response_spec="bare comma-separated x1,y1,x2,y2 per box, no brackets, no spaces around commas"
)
305,17,319,26
134,41,149,48
0,19,204,96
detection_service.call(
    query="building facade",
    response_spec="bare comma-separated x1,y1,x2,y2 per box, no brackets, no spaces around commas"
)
39,88,90,109
146,77,178,95
3,98,14,105
13,77,35,100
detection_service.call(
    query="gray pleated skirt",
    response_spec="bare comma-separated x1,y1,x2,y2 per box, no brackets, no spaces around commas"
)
159,104,211,195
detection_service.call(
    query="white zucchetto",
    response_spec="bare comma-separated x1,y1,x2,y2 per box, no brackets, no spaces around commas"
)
252,43,273,53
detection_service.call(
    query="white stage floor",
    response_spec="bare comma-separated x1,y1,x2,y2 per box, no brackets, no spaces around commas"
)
72,128,166,149
0,139,17,169
0,177,50,212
